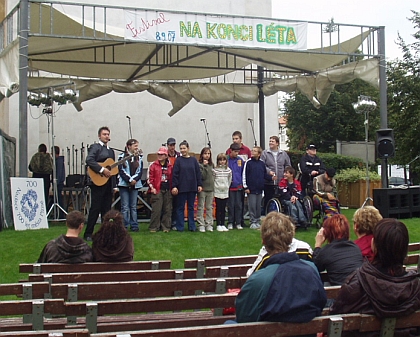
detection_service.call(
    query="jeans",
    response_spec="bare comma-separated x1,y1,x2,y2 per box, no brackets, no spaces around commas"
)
119,186,139,230
284,200,307,224
176,191,197,231
248,193,262,224
228,190,243,225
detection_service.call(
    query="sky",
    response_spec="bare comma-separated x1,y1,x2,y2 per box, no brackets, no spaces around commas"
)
272,0,418,61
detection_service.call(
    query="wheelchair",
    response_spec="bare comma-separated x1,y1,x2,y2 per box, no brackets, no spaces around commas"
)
265,187,313,229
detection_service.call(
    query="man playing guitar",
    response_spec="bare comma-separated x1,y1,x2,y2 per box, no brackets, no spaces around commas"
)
84,126,115,241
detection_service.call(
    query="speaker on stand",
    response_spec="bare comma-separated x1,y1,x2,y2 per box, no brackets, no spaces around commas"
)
376,129,395,188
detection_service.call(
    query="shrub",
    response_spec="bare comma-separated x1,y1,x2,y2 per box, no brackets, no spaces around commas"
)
335,167,381,183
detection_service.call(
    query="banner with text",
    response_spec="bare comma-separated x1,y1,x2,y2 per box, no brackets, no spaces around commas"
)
11,178,49,231
124,10,307,50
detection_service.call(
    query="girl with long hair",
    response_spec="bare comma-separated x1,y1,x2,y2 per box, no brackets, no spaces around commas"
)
197,147,214,232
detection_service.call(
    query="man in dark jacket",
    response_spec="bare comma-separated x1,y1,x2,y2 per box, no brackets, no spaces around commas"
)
235,212,326,323
38,210,93,263
300,144,325,196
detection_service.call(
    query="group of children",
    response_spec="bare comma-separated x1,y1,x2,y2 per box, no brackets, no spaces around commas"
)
147,140,300,232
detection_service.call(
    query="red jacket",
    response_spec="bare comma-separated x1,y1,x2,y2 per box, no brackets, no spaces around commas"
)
147,159,173,194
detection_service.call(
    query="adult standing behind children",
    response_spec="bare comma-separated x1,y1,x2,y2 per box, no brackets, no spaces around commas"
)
226,130,252,162
38,211,93,263
197,147,215,232
300,144,325,196
117,139,143,232
171,140,202,232
213,153,232,232
167,137,180,229
243,146,273,229
148,146,173,233
29,143,53,205
92,210,134,262
84,126,115,241
261,136,291,213
227,143,245,230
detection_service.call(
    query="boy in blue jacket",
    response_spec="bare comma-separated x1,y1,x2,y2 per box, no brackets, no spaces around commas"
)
227,143,244,230
243,146,274,229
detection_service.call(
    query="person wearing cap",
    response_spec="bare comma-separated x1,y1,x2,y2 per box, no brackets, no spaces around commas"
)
166,137,180,229
147,146,173,232
300,144,326,197
313,168,339,218
117,139,143,232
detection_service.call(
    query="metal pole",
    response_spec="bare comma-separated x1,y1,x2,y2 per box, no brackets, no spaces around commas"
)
19,0,29,177
378,26,388,188
257,66,265,149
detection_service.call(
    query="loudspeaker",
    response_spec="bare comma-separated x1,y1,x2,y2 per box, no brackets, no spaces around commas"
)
376,129,395,159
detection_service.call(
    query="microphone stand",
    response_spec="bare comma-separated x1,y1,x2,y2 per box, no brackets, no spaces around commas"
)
127,117,133,139
249,119,257,146
201,119,211,148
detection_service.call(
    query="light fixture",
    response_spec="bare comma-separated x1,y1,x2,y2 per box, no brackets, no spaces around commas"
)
27,82,79,107
352,95,377,114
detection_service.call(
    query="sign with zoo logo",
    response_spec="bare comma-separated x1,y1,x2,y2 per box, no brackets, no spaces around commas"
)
11,178,49,230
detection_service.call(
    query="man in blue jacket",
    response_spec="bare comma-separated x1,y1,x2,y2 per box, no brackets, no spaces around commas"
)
235,212,326,323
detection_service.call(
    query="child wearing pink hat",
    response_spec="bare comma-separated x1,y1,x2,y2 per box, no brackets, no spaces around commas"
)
147,146,173,232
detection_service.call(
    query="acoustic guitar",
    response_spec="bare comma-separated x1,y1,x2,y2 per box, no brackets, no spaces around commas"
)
88,150,142,186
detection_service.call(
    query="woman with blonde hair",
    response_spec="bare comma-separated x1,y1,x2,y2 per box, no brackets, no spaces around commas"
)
353,206,383,261
92,209,134,262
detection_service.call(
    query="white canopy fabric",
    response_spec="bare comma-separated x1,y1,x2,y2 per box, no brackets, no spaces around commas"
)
0,2,379,114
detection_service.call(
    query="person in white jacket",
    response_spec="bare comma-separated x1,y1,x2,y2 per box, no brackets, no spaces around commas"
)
212,153,232,232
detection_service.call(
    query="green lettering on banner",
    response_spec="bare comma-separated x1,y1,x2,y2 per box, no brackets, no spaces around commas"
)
266,24,276,44
180,21,192,37
275,26,287,44
217,24,227,39
226,24,239,40
207,23,217,39
256,24,265,42
286,27,297,44
192,22,203,38
239,25,249,41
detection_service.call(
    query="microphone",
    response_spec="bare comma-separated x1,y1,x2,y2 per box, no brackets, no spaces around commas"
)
200,118,206,121
248,118,253,121
126,115,131,119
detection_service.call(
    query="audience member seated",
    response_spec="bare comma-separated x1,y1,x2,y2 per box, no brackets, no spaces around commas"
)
313,167,339,218
353,206,383,262
313,214,363,286
38,211,93,263
331,218,420,337
236,212,326,323
92,209,134,262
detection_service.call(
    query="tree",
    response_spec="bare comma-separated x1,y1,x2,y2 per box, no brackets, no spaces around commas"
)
283,79,380,152
387,11,420,181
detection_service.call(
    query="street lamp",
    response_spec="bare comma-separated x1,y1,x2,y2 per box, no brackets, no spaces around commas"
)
352,95,377,207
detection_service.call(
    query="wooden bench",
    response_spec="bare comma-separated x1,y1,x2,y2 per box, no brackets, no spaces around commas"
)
0,283,49,299
0,285,341,334
405,242,420,270
0,329,90,337
89,311,420,337
19,261,171,275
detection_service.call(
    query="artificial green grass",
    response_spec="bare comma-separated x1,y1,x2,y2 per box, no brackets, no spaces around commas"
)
1,208,420,285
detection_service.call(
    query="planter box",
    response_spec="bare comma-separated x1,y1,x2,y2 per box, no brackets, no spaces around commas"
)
337,180,382,208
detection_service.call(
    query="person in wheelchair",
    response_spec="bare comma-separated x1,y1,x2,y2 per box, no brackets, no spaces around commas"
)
300,144,326,197
278,166,310,228
312,168,339,218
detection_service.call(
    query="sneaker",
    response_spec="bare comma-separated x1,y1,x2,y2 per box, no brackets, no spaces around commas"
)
221,225,229,231
250,223,260,229
206,226,213,232
163,229,170,233
84,236,92,242
227,224,233,230
171,226,177,231
149,229,157,233
236,225,243,230
199,226,206,232
217,225,224,232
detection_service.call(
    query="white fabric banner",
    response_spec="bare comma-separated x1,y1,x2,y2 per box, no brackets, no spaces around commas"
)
11,178,49,230
124,10,307,50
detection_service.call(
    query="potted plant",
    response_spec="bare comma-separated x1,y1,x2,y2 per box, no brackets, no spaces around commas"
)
335,168,382,208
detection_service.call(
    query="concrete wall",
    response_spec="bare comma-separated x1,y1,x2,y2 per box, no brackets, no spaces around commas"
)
3,0,278,174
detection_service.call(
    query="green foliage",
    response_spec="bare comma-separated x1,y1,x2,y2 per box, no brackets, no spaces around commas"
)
335,167,381,183
387,11,420,182
283,79,380,153
286,150,366,172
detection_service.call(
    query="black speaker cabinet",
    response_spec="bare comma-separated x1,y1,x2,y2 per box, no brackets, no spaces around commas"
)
374,187,420,218
376,129,395,159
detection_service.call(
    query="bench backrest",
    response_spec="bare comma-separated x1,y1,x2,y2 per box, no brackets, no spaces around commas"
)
0,329,90,337
19,261,171,274
0,282,49,299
